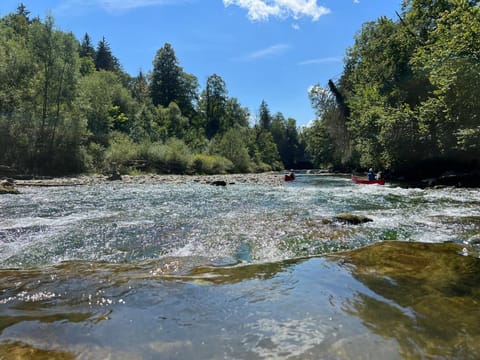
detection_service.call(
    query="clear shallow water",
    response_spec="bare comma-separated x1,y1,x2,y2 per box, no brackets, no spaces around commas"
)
1,174,480,359
1,174,480,268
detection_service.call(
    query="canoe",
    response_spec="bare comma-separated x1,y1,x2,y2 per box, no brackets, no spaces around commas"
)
285,174,295,181
352,175,385,185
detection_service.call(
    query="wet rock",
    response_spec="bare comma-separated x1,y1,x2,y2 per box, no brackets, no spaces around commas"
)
333,213,373,225
210,180,227,186
107,171,122,181
0,178,19,194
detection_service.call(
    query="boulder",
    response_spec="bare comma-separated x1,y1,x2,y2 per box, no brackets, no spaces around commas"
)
334,213,373,225
0,178,19,194
210,180,227,186
107,171,122,181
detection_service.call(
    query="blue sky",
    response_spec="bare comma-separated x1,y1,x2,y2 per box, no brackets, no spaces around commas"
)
1,0,402,126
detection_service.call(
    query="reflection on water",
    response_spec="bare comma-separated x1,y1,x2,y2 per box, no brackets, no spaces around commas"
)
1,174,480,358
0,242,479,359
339,242,480,359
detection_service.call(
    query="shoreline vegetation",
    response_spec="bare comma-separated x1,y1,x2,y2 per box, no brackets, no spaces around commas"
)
1,4,479,182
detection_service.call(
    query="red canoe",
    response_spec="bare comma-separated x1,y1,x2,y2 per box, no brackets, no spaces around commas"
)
285,174,295,181
352,175,385,185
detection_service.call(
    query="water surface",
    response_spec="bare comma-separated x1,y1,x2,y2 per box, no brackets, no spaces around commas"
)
1,174,479,359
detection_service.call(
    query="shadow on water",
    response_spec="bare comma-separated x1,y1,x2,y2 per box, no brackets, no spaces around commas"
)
1,241,479,359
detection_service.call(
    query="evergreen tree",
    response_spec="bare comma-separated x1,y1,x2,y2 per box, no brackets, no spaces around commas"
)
149,43,198,121
201,74,228,139
1,3,31,35
150,43,181,108
95,36,119,72
79,33,95,59
258,100,271,130
132,70,150,103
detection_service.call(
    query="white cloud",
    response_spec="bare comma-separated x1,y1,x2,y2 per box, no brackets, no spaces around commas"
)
223,0,330,22
353,0,360,4
292,23,300,30
298,56,342,65
241,43,290,60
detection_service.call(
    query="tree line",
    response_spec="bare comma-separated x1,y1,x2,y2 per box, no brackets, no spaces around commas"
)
308,0,480,179
0,4,306,176
2,1,478,179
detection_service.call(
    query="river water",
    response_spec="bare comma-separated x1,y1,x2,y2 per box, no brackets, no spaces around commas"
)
1,174,479,359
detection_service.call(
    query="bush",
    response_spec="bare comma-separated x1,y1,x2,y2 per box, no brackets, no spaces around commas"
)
191,154,233,174
137,138,192,174
164,138,193,174
84,142,106,172
209,129,253,173
104,132,139,173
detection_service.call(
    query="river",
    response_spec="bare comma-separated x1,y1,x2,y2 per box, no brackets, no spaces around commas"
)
1,174,479,359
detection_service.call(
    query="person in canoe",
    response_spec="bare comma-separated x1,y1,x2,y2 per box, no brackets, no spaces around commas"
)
367,168,375,181
285,169,295,181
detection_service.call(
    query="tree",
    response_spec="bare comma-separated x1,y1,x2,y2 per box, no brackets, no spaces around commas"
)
79,33,95,59
157,102,189,140
149,43,198,118
200,74,228,138
258,100,271,130
223,97,250,130
303,120,336,168
214,128,252,172
132,70,150,104
150,43,181,108
411,0,480,158
28,15,85,172
1,3,31,36
95,36,119,72
79,70,128,146
309,84,352,167
270,113,288,167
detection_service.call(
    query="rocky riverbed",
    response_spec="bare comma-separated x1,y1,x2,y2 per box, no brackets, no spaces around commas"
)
12,172,285,188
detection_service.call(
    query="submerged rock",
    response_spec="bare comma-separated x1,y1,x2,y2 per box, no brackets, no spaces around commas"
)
332,241,480,359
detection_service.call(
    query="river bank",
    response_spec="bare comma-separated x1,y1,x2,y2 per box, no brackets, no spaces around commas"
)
12,172,285,187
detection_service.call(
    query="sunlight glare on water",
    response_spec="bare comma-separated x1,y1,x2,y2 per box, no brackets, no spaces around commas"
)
1,174,480,268
1,175,480,359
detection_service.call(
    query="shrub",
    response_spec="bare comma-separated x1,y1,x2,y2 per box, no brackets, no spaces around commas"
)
164,138,192,174
84,142,106,172
191,154,233,174
137,138,192,174
104,132,139,172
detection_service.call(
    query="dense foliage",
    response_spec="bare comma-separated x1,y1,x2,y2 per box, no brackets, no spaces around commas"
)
0,5,302,176
307,0,480,178
2,2,478,178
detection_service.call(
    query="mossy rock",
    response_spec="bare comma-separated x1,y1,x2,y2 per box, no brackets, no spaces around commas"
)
334,213,373,225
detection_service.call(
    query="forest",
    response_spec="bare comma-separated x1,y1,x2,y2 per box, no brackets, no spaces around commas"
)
307,0,480,180
0,1,479,179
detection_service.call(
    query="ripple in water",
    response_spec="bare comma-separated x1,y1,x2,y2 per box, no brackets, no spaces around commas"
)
1,175,479,268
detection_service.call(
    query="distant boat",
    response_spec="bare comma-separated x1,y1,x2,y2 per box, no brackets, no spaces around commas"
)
284,174,295,182
352,175,385,185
